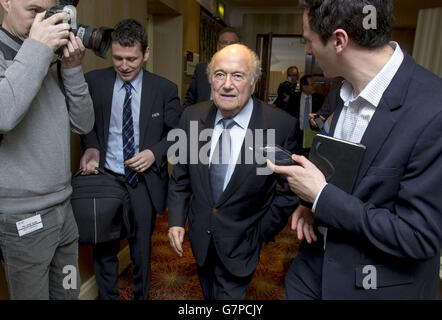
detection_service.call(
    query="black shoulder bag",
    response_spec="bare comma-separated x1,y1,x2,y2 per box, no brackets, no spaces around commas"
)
71,168,134,245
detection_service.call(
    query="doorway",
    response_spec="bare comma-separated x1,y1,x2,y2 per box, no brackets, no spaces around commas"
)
256,34,306,104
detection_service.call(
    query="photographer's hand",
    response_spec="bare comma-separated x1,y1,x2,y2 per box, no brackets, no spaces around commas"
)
29,11,71,52
61,33,86,68
309,113,325,128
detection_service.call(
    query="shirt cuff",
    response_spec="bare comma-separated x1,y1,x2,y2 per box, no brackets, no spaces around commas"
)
312,183,328,213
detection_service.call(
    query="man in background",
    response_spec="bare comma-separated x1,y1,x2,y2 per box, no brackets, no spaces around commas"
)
292,74,324,155
183,27,240,108
270,0,442,299
80,18,181,300
274,66,299,112
0,0,94,299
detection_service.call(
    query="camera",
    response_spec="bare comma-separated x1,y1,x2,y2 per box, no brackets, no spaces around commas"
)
312,114,324,130
278,81,296,97
44,0,113,59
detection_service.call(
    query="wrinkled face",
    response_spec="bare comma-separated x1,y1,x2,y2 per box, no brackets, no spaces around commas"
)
217,31,239,51
303,9,336,78
211,46,255,118
0,0,56,40
111,41,149,82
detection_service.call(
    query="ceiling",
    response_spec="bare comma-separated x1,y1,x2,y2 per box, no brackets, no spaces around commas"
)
226,0,298,7
224,0,442,27
226,0,441,9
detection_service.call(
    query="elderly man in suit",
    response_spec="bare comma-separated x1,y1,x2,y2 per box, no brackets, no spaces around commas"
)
183,27,240,108
270,0,442,299
80,18,182,300
168,43,300,300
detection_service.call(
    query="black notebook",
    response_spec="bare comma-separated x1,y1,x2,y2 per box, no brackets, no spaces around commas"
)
308,134,366,194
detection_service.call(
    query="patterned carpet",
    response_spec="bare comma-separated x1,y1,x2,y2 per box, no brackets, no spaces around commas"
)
118,211,300,300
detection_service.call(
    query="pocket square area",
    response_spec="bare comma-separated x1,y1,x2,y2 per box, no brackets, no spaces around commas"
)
152,113,160,118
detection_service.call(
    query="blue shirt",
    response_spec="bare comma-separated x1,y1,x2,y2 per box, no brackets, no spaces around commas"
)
105,71,143,174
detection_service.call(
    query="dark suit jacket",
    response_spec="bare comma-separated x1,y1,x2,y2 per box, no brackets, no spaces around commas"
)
290,92,324,119
316,90,338,120
301,52,442,299
183,62,211,108
81,68,182,214
168,98,300,277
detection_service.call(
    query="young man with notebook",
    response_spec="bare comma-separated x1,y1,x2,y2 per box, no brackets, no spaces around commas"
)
269,0,442,299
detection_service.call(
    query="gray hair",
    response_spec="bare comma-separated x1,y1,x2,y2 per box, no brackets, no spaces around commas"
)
207,44,262,86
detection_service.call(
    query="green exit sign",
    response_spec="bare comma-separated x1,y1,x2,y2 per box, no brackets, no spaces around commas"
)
217,1,225,20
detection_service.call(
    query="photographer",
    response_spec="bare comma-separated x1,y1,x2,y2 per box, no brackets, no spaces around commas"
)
0,0,94,300
273,66,299,115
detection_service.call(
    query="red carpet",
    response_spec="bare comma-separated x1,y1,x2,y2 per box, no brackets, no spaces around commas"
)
118,212,300,300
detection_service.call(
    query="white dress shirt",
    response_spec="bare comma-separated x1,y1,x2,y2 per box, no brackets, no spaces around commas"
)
105,70,143,174
209,97,254,191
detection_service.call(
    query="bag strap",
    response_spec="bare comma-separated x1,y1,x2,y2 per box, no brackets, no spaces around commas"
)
73,167,113,177
57,60,70,111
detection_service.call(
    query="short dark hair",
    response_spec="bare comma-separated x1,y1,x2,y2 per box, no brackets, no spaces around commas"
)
218,27,241,42
299,74,313,91
300,0,394,49
112,19,148,53
287,66,299,75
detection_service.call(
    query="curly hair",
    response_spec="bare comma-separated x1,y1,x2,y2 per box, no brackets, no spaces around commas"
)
300,0,394,49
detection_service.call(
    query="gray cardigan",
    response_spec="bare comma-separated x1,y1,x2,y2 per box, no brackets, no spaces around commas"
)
0,29,94,214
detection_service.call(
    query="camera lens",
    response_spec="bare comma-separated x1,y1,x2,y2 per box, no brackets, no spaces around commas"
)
74,26,113,58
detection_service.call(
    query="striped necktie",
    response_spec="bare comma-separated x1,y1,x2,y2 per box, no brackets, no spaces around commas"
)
122,82,138,187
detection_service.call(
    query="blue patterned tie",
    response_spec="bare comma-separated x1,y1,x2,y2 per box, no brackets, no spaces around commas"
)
304,96,311,128
122,82,138,187
209,118,236,204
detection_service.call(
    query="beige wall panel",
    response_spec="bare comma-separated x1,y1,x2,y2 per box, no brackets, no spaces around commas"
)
76,0,149,73
152,15,183,96
413,7,442,77
182,0,200,100
242,13,303,52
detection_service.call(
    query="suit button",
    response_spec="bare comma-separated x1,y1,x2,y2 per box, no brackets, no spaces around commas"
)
207,230,211,235
212,208,217,213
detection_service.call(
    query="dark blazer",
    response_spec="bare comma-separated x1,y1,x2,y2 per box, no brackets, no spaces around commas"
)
299,53,442,299
290,92,324,119
168,98,300,277
81,68,182,214
183,62,211,108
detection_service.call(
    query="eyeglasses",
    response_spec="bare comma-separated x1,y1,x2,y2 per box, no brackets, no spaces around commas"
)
218,40,240,46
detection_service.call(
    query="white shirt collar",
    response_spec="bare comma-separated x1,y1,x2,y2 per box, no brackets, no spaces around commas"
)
116,69,144,93
340,41,404,107
214,97,254,129
301,92,311,99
